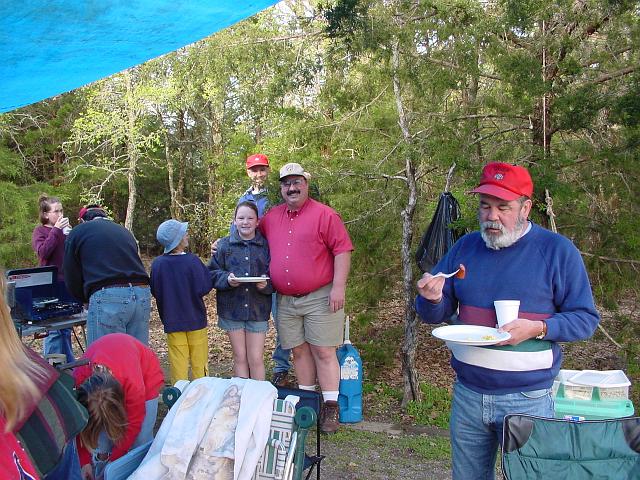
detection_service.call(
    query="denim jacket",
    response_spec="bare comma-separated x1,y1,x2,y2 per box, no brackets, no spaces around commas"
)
208,230,272,322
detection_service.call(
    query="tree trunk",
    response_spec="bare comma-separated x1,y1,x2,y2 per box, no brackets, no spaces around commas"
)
124,70,138,232
174,109,189,220
466,45,483,163
392,39,421,408
206,107,224,238
164,130,178,219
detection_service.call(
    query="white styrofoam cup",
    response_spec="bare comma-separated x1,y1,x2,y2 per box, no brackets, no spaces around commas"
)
494,300,520,327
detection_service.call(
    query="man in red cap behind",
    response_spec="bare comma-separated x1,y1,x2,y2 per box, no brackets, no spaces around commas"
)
415,162,599,479
236,154,292,385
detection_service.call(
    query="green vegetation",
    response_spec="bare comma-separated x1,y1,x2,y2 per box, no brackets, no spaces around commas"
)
358,325,403,381
406,383,452,429
320,428,451,462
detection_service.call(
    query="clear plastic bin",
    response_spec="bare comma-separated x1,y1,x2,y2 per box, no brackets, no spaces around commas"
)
552,369,634,420
569,370,631,401
563,383,594,401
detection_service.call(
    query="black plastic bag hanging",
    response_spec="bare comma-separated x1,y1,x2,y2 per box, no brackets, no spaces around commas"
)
415,192,463,273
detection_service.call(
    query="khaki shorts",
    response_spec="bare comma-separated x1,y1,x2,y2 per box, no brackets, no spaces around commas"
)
277,283,345,349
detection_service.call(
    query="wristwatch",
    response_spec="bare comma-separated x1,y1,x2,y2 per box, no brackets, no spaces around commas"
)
535,320,547,340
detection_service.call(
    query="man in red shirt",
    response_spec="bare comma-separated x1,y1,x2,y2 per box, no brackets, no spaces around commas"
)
260,163,353,434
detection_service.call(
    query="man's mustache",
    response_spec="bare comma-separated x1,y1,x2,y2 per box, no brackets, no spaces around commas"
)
286,190,301,196
481,221,505,233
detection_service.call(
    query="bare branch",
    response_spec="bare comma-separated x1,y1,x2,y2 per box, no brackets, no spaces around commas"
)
344,197,397,225
575,66,636,88
580,251,640,266
422,56,503,81
469,125,530,146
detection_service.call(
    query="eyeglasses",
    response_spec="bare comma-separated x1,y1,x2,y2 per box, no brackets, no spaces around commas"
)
280,178,305,188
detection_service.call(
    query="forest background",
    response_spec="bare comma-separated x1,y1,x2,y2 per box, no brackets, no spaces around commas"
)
1,0,639,410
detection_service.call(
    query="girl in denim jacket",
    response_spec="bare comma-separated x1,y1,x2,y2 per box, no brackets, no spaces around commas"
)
209,201,273,380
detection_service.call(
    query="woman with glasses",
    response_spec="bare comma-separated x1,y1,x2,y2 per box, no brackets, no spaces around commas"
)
32,194,74,362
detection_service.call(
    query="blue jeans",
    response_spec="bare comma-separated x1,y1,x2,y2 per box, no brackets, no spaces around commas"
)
271,294,291,373
450,380,554,480
93,398,158,479
44,439,81,480
87,285,151,346
43,328,75,363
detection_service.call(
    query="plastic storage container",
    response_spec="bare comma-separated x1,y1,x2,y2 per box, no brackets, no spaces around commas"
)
569,370,631,401
552,369,635,420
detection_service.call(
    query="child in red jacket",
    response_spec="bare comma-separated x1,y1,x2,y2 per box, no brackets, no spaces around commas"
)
74,334,164,479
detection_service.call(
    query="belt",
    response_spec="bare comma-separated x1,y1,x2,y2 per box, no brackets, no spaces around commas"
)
291,292,310,298
102,281,149,290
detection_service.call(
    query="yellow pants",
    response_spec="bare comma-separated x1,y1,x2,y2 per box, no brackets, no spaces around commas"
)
166,327,209,385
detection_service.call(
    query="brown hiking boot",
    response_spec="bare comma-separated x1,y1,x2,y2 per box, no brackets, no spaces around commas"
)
271,371,289,387
320,400,340,434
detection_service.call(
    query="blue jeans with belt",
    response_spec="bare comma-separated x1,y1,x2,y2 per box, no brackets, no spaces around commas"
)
450,380,554,480
87,285,151,345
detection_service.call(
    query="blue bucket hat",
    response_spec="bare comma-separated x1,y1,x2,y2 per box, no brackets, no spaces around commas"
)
157,220,188,254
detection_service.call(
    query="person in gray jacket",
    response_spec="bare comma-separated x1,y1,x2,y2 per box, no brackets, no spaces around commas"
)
208,201,273,380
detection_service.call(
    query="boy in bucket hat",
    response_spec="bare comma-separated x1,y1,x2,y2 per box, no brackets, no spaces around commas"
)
150,220,213,384
415,162,599,479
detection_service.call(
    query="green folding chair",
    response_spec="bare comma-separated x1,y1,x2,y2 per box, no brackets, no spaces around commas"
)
502,414,640,479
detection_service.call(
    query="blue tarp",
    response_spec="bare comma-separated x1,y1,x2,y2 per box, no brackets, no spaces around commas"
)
0,1,278,113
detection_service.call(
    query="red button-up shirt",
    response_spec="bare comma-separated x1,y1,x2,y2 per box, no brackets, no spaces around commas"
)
260,198,353,296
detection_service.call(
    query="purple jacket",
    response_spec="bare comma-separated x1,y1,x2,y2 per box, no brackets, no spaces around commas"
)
32,225,66,280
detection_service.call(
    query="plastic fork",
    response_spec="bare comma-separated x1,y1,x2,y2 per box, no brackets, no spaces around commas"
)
433,264,466,279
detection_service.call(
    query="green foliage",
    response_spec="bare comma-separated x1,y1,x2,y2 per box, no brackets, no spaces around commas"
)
0,146,30,183
358,325,403,381
0,181,79,270
406,383,452,429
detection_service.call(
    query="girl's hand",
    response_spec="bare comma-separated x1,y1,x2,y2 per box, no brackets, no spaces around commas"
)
81,464,94,480
54,216,70,230
228,273,240,287
256,275,268,290
210,238,220,257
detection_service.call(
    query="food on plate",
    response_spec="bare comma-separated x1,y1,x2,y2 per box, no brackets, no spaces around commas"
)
455,263,466,279
481,334,496,340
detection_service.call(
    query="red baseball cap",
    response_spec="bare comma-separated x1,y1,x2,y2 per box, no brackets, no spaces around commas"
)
469,162,533,201
246,153,270,169
78,205,102,220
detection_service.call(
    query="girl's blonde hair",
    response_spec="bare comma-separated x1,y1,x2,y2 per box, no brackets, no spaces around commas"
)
77,372,127,450
37,194,62,225
0,274,43,431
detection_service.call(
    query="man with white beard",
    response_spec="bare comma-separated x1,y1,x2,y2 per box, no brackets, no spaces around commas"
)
415,162,599,480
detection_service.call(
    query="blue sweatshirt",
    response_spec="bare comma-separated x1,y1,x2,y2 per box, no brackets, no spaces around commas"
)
150,253,213,333
415,222,599,394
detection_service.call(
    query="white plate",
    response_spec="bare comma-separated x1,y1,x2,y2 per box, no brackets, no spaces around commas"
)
234,276,270,283
432,325,510,346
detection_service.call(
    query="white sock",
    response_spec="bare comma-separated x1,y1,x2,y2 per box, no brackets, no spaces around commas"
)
322,391,339,402
298,384,317,391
